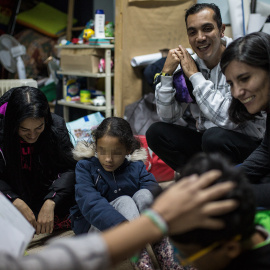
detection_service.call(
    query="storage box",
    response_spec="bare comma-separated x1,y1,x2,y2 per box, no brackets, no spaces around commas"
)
60,48,104,73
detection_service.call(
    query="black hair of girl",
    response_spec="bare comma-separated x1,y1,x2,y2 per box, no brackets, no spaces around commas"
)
220,32,270,124
3,86,75,190
93,117,141,153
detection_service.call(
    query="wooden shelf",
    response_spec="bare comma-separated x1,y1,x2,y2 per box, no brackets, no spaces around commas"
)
57,70,114,78
58,99,113,111
55,44,114,49
57,46,114,121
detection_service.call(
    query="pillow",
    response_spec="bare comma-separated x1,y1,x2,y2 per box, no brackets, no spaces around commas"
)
16,2,77,38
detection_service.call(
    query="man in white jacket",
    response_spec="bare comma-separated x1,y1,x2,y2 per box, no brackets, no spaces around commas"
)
146,3,266,172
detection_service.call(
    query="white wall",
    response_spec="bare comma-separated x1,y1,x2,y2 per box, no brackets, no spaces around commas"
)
197,0,270,25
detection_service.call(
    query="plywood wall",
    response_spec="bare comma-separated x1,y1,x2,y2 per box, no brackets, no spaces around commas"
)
114,0,196,116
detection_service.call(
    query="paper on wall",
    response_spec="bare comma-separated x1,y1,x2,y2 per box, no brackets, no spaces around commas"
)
262,22,270,34
228,0,245,39
256,1,270,18
247,13,267,34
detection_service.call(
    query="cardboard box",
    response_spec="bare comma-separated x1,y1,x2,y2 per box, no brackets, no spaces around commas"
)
60,48,104,73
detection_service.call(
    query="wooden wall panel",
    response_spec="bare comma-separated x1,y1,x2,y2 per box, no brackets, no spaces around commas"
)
114,0,196,116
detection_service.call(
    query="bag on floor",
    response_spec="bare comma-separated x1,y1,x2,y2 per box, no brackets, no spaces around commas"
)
136,135,174,182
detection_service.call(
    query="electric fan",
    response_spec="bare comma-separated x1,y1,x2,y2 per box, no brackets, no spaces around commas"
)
0,34,26,79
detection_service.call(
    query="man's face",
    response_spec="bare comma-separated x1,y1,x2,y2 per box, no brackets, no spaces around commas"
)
186,8,225,69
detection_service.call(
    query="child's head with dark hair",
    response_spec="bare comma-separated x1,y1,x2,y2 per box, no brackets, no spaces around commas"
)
170,153,256,270
93,117,140,153
93,117,141,172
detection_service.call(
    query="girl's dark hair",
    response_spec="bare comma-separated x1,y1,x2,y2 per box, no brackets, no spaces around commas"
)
93,117,141,153
3,86,75,191
185,3,222,30
220,32,270,123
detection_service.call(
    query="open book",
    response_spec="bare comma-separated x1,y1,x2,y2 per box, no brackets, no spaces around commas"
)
0,192,35,257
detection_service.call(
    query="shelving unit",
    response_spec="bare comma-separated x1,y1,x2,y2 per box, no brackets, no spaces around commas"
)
56,44,114,122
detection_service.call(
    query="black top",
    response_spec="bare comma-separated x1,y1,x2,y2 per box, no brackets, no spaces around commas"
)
0,89,76,214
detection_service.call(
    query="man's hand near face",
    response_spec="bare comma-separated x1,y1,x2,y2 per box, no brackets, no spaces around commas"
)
177,45,199,78
162,47,181,75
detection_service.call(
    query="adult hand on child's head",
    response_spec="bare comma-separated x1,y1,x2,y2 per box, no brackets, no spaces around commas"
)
36,199,55,235
13,198,37,228
151,170,238,235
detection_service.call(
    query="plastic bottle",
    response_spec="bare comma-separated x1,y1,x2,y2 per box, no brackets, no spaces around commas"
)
80,89,91,103
16,56,26,79
94,9,105,38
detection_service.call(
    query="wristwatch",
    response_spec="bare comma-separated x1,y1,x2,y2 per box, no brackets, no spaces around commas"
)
154,72,172,81
160,72,172,76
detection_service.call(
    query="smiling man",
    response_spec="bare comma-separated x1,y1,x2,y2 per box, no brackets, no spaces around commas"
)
146,3,266,173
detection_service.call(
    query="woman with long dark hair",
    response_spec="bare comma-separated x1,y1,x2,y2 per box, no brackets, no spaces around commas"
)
0,86,76,234
220,31,270,207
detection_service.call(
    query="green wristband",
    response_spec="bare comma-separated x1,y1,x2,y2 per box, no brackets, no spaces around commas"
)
142,209,168,235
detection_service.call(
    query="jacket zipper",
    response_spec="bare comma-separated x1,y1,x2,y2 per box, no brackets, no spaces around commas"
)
112,171,121,193
95,174,101,186
95,170,122,193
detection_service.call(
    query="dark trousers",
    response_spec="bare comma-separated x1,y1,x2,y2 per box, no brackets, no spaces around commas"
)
146,122,261,172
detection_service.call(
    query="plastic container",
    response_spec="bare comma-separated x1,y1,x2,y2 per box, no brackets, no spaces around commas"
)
80,89,91,103
66,79,80,101
94,9,105,38
40,82,57,102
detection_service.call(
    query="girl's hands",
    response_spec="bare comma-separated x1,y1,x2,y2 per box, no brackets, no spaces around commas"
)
151,170,238,235
36,199,55,235
13,198,37,228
